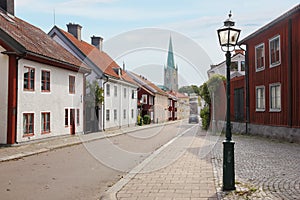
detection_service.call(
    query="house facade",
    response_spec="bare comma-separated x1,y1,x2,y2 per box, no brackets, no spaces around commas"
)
238,4,300,142
128,72,169,123
0,2,90,144
167,91,190,120
208,50,245,79
49,24,138,131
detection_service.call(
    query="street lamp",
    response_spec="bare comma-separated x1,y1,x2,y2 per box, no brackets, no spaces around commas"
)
217,11,241,191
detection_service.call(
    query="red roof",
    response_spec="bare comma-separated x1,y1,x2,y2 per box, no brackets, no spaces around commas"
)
167,90,189,99
0,10,88,71
59,28,136,85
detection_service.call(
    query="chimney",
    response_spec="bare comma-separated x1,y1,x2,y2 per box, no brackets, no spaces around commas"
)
0,0,14,16
91,36,103,51
67,23,82,40
122,61,125,71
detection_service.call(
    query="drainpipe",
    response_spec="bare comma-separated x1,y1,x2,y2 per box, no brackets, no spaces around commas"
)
288,19,292,127
102,75,109,131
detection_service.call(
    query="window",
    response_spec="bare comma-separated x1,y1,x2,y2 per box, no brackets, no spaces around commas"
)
241,61,245,71
270,84,281,111
24,67,35,91
131,109,134,119
106,84,110,96
256,86,265,111
230,61,238,71
132,90,135,99
255,44,265,71
41,112,50,134
65,109,68,126
114,109,117,120
41,70,50,92
123,109,126,119
106,109,110,121
76,109,80,125
141,94,147,104
269,36,280,67
149,96,154,105
124,88,127,98
114,86,117,96
23,113,34,136
69,76,75,94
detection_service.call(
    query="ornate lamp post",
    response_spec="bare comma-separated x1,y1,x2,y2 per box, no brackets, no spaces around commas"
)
217,11,241,191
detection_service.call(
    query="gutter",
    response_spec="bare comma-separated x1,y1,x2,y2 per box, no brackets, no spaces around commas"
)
102,74,109,131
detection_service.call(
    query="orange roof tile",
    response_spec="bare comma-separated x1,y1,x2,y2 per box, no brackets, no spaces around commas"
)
60,29,135,82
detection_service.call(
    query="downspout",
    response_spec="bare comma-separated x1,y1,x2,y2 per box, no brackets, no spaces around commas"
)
245,45,250,134
288,19,292,127
102,75,109,131
83,71,91,134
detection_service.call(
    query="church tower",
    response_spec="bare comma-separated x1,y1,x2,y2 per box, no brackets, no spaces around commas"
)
164,36,178,91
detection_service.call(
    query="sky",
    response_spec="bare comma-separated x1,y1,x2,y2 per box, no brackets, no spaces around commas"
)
15,0,299,87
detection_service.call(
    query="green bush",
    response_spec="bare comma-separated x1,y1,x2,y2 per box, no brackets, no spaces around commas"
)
200,106,210,130
143,115,151,124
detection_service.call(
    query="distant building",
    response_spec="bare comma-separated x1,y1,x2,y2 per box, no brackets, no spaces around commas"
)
207,50,245,79
164,36,178,91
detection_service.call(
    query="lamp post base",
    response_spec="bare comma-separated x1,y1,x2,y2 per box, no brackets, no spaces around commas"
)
222,140,236,191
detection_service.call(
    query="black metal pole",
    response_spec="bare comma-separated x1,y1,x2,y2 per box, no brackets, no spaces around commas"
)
222,50,236,191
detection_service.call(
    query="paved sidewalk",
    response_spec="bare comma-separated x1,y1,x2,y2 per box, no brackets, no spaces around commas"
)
0,121,178,162
103,125,218,200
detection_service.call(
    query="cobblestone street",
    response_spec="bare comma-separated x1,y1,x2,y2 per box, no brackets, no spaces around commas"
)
212,134,300,200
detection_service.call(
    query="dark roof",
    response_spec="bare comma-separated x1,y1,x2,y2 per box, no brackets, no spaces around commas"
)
0,9,89,72
239,4,300,44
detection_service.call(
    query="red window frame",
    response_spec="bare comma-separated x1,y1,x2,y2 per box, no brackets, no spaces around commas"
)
69,76,75,94
23,113,34,136
24,66,35,91
41,112,50,134
41,70,50,92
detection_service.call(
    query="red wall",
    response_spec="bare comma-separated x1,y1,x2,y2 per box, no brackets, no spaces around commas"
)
245,11,300,127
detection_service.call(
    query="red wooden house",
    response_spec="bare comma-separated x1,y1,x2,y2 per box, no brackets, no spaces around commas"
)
238,4,300,142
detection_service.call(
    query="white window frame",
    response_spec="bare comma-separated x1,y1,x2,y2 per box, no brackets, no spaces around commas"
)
123,109,126,119
106,109,110,121
106,84,110,96
141,94,147,104
114,85,117,97
114,109,117,120
255,43,265,72
269,83,281,112
269,35,281,68
256,86,265,112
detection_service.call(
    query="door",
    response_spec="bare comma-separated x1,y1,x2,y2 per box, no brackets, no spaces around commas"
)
234,88,244,121
70,109,75,135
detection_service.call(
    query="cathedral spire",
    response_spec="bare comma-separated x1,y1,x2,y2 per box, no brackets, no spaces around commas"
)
167,36,175,69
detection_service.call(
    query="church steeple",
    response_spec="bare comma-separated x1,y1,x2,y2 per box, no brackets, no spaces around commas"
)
164,35,178,92
167,36,175,69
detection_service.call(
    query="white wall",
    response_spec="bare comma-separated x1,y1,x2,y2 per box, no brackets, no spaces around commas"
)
104,78,137,129
16,59,84,143
0,46,9,144
154,94,168,123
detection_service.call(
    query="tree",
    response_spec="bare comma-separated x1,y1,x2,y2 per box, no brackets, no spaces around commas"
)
178,85,200,95
87,80,104,106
